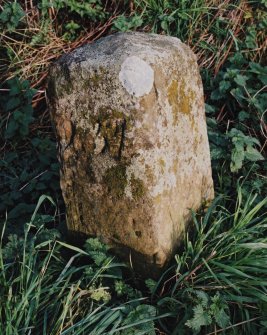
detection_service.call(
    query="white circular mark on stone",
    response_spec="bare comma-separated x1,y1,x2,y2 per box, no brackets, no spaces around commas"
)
119,56,154,97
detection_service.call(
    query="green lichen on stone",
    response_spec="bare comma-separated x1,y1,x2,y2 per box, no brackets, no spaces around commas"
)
103,164,127,198
82,67,108,90
130,174,145,199
82,74,103,90
56,79,73,98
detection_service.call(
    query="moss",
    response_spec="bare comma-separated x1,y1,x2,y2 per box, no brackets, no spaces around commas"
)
103,164,127,198
130,174,145,199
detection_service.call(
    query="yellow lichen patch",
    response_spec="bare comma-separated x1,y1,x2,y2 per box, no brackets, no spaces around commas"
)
145,164,155,185
172,158,178,175
153,194,162,205
158,158,165,173
167,79,196,126
193,137,199,154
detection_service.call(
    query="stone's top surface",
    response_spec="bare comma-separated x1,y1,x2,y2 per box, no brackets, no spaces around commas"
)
57,32,189,68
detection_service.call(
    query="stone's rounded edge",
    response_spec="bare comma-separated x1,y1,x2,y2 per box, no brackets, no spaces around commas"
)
119,56,154,97
50,32,187,77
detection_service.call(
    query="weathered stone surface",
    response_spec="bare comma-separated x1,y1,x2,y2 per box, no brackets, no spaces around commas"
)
47,32,214,275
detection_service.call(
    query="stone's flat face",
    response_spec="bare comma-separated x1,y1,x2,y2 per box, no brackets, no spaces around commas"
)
47,32,214,276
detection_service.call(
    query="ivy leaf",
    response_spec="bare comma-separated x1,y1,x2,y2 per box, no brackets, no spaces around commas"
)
5,118,19,139
210,89,224,101
205,104,217,114
249,62,267,75
230,87,245,102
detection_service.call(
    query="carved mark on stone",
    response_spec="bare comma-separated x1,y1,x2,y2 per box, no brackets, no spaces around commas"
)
78,201,85,227
96,117,126,160
118,119,126,160
153,81,159,100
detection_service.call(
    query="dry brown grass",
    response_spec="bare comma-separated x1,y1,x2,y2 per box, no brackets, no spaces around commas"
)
0,0,120,106
0,0,266,116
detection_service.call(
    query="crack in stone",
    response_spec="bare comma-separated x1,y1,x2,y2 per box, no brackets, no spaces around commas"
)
118,119,126,160
65,122,76,151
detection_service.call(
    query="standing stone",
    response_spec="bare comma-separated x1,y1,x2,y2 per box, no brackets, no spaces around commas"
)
47,32,214,275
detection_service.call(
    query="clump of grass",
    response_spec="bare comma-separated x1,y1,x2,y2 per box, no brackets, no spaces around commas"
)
1,2,266,333
0,195,166,335
151,187,267,334
126,0,266,72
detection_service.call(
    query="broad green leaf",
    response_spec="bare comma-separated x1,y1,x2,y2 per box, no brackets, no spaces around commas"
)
230,147,244,172
234,74,249,86
245,146,264,162
186,305,212,332
215,308,230,328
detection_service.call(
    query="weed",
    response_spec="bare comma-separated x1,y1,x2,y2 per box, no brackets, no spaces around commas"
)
0,78,61,231
205,52,267,198
0,2,25,31
0,0,266,333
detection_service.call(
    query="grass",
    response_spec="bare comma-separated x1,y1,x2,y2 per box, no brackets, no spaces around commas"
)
1,190,266,333
153,188,267,333
0,0,266,334
0,196,166,335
